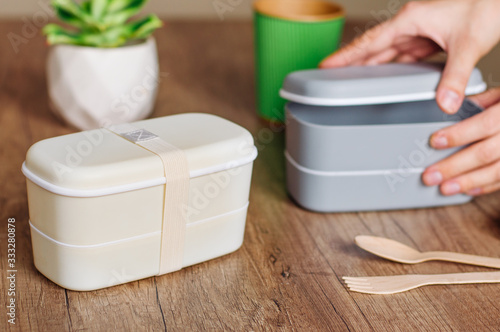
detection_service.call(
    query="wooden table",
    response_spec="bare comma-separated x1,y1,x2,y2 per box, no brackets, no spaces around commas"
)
1,20,500,331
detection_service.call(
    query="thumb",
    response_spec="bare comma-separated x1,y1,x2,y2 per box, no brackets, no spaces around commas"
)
436,44,480,114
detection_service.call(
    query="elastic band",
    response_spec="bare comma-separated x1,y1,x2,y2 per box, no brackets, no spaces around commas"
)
108,124,190,275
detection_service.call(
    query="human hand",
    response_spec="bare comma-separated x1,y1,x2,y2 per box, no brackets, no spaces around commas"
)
320,0,500,114
422,87,500,196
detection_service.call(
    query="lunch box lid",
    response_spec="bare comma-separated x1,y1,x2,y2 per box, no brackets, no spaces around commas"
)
23,113,257,196
280,63,486,106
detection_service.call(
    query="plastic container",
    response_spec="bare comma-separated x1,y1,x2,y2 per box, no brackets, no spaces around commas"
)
281,63,486,212
22,113,257,290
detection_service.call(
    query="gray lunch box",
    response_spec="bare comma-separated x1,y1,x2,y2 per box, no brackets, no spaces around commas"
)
280,63,486,212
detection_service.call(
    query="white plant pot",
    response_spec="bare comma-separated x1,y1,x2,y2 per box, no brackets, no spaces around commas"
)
46,37,159,130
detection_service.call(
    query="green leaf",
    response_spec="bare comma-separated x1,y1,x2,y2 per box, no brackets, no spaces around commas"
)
90,0,109,20
51,0,100,29
128,14,162,40
54,7,85,29
43,24,83,45
43,23,67,35
81,0,91,13
80,15,161,47
80,26,130,47
45,25,124,47
46,33,84,46
44,0,160,47
101,0,148,27
107,0,147,13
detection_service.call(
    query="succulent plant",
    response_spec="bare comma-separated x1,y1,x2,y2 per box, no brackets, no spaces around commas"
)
43,0,163,47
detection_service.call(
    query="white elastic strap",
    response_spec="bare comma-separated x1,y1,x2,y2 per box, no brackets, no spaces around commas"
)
107,124,190,275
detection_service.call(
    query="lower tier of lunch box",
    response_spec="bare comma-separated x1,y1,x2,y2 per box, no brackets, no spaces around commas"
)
30,202,249,291
286,152,471,212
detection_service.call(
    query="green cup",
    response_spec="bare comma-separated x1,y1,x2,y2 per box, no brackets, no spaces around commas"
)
253,0,345,123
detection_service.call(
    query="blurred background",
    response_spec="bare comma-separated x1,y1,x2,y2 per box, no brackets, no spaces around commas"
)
2,0,409,20
2,0,499,85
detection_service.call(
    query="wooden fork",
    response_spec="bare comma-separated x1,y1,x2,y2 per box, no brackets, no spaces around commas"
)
343,271,500,294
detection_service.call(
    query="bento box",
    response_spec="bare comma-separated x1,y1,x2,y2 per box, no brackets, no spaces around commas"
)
22,113,257,291
280,63,486,212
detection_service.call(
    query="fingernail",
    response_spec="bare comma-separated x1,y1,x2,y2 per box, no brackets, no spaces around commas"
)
441,182,461,195
440,89,461,113
467,188,482,196
431,134,448,149
423,171,443,186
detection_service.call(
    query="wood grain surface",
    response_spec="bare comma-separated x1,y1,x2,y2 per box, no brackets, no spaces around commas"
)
1,20,500,331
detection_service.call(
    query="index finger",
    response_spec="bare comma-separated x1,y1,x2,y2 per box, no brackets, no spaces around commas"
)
468,87,500,109
430,102,500,149
320,20,398,68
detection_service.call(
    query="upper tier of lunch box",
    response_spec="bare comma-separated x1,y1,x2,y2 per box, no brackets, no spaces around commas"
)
24,113,257,191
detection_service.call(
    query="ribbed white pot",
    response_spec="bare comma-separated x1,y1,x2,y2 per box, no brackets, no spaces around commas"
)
46,37,159,130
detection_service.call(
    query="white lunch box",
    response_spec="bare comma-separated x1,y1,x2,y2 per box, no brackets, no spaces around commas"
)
22,113,257,291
